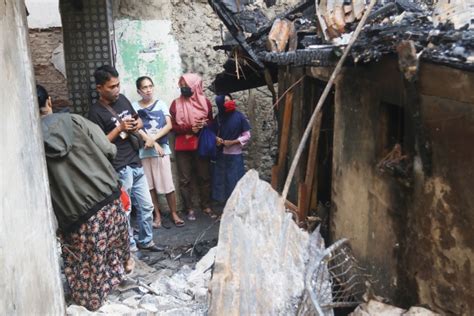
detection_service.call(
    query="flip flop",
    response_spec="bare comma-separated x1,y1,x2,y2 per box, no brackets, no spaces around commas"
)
187,211,196,221
203,209,218,219
152,221,162,229
174,219,185,227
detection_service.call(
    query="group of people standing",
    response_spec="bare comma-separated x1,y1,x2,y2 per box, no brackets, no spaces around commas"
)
37,65,251,310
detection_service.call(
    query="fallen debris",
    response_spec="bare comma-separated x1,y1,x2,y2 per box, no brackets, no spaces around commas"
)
267,18,296,52
350,299,440,316
209,170,328,315
209,170,367,315
67,247,216,315
377,143,412,186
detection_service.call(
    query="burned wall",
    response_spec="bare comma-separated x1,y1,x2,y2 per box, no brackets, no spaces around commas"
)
331,60,403,301
330,57,474,314
405,64,474,315
0,1,65,314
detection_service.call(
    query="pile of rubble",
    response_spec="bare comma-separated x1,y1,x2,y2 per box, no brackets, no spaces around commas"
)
67,247,216,315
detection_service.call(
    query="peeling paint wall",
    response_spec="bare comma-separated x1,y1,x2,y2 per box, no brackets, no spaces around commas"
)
0,1,65,314
330,58,474,314
114,19,182,106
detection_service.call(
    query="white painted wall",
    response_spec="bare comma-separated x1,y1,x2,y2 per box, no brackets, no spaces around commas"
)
0,1,65,314
25,0,61,28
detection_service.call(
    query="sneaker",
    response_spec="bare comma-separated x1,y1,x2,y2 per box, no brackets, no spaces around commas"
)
138,241,165,252
130,244,139,252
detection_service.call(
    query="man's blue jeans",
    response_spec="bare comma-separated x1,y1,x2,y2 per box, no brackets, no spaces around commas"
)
118,165,154,247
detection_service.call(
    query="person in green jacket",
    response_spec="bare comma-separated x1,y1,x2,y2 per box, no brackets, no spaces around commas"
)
37,85,133,311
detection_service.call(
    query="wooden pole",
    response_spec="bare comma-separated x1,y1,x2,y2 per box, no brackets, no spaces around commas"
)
271,90,294,189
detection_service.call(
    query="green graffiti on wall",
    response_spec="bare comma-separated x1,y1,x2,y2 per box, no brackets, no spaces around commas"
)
115,19,181,105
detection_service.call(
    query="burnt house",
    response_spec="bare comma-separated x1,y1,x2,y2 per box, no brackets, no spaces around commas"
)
209,0,474,314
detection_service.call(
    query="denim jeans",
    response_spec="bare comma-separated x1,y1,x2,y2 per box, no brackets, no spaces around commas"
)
211,152,245,202
118,165,154,247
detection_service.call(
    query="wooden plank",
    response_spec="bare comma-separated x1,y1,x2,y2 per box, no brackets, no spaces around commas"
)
271,165,279,189
297,183,308,223
309,165,319,211
284,199,299,216
271,91,294,190
302,110,323,216
296,111,322,222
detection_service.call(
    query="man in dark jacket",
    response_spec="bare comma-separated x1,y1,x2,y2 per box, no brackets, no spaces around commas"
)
38,85,132,311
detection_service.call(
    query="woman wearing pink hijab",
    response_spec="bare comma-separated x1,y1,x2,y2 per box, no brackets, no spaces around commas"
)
170,73,216,220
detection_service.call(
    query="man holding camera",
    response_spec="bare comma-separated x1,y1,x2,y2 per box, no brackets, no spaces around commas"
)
88,65,163,252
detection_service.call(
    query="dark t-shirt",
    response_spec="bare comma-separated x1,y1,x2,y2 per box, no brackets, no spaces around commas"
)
88,94,141,171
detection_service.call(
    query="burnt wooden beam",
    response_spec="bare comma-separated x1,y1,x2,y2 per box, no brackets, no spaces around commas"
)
261,48,337,66
247,0,314,42
208,0,264,68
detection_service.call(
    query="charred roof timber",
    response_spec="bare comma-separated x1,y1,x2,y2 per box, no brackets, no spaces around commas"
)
208,0,265,68
210,0,474,88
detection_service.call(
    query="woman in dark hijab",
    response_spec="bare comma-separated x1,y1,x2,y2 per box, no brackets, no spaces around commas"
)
212,94,251,202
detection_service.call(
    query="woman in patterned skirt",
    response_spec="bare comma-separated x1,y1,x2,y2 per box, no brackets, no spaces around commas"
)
37,85,132,311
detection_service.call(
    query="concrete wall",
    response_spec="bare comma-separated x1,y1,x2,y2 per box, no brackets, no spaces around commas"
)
0,1,65,315
330,58,474,314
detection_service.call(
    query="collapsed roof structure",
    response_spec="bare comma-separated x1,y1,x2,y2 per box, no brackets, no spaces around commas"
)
208,1,474,314
209,0,473,93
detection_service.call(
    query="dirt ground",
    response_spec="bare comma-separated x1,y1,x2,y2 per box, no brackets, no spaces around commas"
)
131,205,223,268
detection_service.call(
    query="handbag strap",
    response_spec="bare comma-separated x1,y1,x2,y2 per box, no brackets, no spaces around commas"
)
101,102,123,124
142,100,158,112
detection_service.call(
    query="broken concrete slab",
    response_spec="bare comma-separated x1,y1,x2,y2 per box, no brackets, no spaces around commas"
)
350,300,406,315
50,44,66,78
404,306,440,315
209,169,327,315
350,300,440,316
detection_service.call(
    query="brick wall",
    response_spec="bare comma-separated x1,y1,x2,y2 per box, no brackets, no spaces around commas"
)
28,27,69,108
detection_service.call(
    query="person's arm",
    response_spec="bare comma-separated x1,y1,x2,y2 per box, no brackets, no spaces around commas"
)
170,100,193,134
237,130,251,146
151,116,172,141
138,128,155,148
109,107,141,141
223,131,251,147
106,124,124,142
